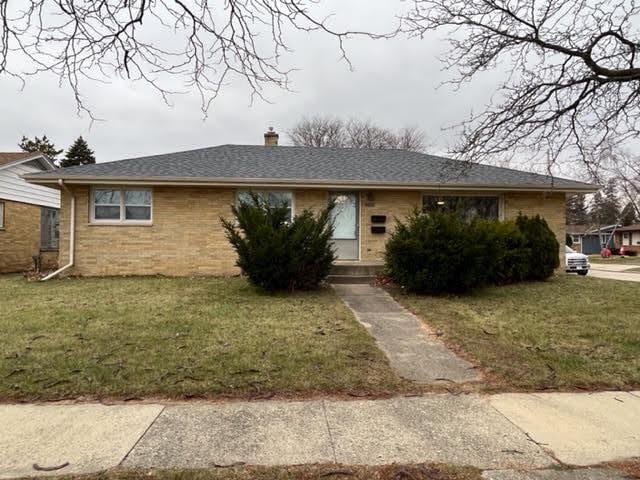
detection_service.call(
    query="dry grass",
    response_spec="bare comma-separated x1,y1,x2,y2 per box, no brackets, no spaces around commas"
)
608,458,640,478
392,276,640,391
23,464,482,480
0,275,408,401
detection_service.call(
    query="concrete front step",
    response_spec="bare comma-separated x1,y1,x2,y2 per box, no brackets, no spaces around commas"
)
327,275,375,284
330,263,384,277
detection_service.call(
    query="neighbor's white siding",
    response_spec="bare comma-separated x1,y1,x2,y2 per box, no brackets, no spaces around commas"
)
0,160,59,208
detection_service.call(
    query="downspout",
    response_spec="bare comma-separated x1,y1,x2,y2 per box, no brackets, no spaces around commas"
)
42,179,75,281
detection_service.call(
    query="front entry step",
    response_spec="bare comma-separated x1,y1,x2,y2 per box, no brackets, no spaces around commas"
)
328,263,384,285
327,275,376,285
330,263,384,276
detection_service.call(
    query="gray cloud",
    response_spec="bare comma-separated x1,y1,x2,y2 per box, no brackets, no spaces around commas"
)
0,1,506,164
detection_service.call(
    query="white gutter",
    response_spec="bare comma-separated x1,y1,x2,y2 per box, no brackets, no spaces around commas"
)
22,176,601,193
42,179,75,281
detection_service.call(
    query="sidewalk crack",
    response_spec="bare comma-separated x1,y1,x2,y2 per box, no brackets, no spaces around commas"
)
120,405,165,466
321,400,338,463
486,399,562,467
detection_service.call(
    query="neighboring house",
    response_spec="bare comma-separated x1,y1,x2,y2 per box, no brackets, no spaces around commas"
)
24,129,597,277
0,152,60,273
615,224,640,253
565,224,619,255
581,224,620,255
566,224,590,253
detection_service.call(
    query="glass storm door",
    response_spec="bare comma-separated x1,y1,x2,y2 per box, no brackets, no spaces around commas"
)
330,192,359,260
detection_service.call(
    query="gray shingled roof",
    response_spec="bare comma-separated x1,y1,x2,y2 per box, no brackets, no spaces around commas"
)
24,144,596,190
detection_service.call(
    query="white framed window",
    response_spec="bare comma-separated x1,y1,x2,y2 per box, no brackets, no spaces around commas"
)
91,187,152,224
422,194,500,222
237,190,293,222
571,235,582,244
0,201,4,229
41,207,59,249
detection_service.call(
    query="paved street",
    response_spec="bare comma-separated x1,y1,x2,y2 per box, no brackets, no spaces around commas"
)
2,392,640,479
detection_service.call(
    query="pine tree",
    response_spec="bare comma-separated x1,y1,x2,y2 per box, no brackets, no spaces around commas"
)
620,202,639,226
60,136,96,168
566,194,588,224
590,179,621,226
18,135,63,162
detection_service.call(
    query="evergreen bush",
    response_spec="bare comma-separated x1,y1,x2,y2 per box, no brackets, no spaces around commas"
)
221,194,335,292
385,211,559,293
515,214,560,280
384,210,493,294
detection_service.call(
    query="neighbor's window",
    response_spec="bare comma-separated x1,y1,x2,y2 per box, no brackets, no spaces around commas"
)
237,190,293,222
92,187,152,223
423,195,500,222
0,201,4,229
41,207,59,250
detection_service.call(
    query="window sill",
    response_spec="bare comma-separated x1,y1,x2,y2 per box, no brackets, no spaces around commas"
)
40,248,59,252
88,222,153,227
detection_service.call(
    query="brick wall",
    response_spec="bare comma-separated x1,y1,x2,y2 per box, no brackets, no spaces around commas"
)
59,186,239,276
359,190,421,261
0,199,41,273
503,192,567,266
58,186,567,276
295,189,328,213
293,189,565,264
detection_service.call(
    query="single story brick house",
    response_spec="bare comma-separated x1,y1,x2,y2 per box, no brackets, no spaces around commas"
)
24,130,597,277
0,152,60,273
567,224,619,255
615,224,640,253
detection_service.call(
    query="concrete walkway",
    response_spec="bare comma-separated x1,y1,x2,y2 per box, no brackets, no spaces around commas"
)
588,265,640,282
3,392,640,479
589,263,639,272
332,284,480,384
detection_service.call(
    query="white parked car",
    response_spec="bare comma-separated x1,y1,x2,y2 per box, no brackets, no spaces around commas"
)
565,245,590,276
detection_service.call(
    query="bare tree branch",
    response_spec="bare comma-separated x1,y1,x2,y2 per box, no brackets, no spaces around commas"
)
595,143,640,219
403,0,640,171
287,115,428,152
0,1,392,118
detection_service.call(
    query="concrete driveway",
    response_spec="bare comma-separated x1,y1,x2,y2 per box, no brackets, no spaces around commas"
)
587,263,640,282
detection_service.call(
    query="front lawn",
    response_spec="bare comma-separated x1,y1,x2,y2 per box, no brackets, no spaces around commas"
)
392,276,640,391
0,276,407,401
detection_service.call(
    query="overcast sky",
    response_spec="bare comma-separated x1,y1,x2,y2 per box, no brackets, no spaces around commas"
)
0,1,516,169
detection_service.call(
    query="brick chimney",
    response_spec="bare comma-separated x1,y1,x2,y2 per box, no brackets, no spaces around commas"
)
264,126,279,146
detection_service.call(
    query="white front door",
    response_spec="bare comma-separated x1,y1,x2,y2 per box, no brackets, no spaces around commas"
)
330,192,359,260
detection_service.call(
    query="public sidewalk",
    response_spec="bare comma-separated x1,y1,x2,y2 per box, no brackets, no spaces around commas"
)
2,391,639,479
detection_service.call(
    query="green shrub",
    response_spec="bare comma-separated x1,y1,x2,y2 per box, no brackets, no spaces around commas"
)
516,214,560,280
484,220,531,284
384,210,494,294
384,211,559,293
221,194,336,292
